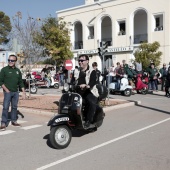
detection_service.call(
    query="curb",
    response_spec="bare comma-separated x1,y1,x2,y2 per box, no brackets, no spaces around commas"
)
103,101,134,112
0,100,141,117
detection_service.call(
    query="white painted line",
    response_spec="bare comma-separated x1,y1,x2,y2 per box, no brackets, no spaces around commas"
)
36,117,170,170
0,130,15,135
17,120,27,124
21,125,42,130
8,120,27,126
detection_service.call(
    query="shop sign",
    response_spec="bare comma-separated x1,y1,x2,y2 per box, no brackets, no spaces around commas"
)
107,46,133,53
78,46,133,55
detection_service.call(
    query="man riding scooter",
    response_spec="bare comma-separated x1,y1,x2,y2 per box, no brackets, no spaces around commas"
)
71,54,100,128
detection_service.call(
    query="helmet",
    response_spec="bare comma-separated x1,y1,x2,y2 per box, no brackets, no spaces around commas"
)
96,84,108,100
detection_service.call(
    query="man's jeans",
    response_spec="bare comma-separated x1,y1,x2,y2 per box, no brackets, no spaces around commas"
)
59,74,64,86
45,78,51,87
1,91,19,125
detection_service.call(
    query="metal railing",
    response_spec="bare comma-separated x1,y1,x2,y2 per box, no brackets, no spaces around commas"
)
134,34,148,44
74,41,83,50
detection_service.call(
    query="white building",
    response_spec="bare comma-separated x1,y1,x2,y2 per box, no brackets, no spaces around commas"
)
57,0,170,71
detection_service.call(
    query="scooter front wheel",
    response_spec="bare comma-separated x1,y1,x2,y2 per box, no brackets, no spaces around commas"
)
49,125,72,149
137,88,148,95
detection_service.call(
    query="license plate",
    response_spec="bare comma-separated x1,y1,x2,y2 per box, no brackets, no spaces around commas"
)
55,117,69,123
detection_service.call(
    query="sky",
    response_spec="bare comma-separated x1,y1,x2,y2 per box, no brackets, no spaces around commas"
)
0,0,84,23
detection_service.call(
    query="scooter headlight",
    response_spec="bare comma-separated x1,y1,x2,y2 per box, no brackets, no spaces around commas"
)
63,83,69,92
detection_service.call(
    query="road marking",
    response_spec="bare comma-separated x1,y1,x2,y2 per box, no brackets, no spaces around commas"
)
36,117,170,170
0,130,15,135
21,125,42,130
144,97,166,100
8,120,27,125
0,119,27,124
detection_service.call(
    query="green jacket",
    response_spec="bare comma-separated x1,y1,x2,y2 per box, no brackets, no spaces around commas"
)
126,68,137,80
148,67,158,79
0,65,24,92
123,64,129,73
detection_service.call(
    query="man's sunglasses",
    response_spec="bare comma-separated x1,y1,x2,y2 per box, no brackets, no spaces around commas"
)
8,59,16,62
78,60,86,63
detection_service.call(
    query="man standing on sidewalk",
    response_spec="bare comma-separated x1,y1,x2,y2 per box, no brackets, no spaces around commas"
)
159,63,167,91
0,54,26,130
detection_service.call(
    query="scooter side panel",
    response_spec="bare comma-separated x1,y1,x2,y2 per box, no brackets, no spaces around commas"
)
120,85,133,91
109,83,116,89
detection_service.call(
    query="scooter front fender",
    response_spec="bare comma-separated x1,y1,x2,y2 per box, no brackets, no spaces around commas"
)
47,114,70,127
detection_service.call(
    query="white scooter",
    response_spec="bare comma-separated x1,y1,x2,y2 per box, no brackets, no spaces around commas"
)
35,76,60,89
109,75,132,96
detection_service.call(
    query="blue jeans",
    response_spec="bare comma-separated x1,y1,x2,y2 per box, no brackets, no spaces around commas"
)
1,91,19,125
59,74,64,86
45,78,51,87
150,79,158,90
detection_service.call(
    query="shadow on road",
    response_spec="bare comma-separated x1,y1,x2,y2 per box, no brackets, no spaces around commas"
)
128,100,170,115
149,93,165,97
72,129,90,137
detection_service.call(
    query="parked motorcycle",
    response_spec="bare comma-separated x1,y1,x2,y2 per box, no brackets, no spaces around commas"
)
35,76,60,89
22,74,38,94
32,72,59,89
109,75,132,96
47,83,108,149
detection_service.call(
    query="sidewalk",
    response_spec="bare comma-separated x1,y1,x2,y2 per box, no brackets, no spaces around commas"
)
0,91,137,116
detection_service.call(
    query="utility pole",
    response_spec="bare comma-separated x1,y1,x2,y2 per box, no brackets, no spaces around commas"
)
97,41,109,74
97,41,110,104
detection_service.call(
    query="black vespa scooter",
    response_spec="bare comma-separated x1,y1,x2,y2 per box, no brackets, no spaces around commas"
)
47,83,108,149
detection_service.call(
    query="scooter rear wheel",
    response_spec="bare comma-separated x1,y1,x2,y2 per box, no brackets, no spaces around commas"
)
49,125,72,149
124,88,131,96
30,86,38,94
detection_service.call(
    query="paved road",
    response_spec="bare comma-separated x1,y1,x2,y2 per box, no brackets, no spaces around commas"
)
0,90,170,170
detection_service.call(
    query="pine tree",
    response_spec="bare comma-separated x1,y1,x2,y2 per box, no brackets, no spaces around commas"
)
34,17,73,63
0,11,12,45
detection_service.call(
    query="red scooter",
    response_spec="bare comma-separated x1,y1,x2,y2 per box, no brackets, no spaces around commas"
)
32,72,60,89
133,73,148,94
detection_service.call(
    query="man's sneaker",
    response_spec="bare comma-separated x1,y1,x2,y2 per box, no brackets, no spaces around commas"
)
0,125,6,131
11,122,21,127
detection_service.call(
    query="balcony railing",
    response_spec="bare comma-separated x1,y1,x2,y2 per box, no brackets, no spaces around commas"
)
74,41,83,50
134,34,148,44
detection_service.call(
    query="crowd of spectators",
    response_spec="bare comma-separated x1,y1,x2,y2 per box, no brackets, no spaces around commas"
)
102,60,170,96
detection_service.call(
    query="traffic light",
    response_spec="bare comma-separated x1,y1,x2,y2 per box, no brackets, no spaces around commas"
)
98,41,109,57
98,47,102,56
